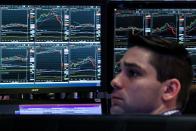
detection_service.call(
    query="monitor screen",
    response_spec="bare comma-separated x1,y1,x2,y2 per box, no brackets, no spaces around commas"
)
0,0,106,93
15,103,102,115
0,100,103,115
109,1,196,81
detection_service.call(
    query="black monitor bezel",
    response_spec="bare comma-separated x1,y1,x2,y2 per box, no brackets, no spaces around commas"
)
109,1,196,9
0,0,109,94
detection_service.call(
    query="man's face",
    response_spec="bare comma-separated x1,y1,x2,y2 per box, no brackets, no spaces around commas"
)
110,46,164,114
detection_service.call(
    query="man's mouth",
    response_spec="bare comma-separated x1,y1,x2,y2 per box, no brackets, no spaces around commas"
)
111,95,123,105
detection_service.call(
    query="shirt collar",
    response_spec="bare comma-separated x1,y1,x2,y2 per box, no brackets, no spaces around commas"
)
162,109,181,116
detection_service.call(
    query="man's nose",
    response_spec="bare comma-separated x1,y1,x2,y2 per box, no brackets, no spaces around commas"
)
111,74,123,90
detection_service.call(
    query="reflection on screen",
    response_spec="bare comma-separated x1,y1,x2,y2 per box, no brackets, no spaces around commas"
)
0,5,101,89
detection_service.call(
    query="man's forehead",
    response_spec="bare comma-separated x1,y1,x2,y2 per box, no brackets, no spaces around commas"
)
123,46,153,60
121,47,154,69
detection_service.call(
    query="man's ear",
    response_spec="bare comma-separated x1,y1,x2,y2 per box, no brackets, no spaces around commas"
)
162,79,181,101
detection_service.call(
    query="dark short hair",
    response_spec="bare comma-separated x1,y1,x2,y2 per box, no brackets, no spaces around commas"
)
128,34,193,110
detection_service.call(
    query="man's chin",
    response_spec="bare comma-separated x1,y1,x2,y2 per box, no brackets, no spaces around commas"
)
110,106,125,115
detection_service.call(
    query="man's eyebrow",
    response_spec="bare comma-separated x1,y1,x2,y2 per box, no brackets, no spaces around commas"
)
123,61,142,70
123,61,147,74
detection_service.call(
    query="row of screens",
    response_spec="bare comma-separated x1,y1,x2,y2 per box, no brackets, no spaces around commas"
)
0,5,100,42
0,43,101,88
113,7,196,82
114,9,196,48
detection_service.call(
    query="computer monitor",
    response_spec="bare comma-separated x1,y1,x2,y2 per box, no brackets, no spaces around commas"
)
0,0,107,93
108,1,196,80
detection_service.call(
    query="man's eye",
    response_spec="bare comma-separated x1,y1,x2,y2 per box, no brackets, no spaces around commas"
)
127,70,140,77
114,63,121,75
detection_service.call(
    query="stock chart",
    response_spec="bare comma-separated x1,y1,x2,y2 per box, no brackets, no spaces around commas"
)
152,15,177,41
1,9,29,42
69,9,96,42
1,48,29,82
185,15,196,44
69,44,98,80
35,48,63,82
36,9,63,41
115,12,143,47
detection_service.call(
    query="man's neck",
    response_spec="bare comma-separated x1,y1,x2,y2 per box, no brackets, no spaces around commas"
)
151,104,178,115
